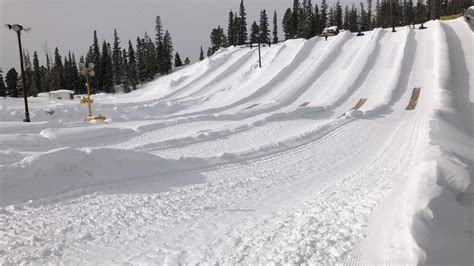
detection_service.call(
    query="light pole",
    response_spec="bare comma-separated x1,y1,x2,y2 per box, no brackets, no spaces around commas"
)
79,63,106,122
5,24,31,122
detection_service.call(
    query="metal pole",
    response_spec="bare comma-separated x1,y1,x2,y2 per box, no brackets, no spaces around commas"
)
258,42,262,68
85,75,93,117
16,31,30,122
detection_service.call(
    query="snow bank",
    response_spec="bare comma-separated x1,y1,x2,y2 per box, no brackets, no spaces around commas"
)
0,147,209,207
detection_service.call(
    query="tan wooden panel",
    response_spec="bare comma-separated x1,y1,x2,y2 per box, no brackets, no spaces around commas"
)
406,87,421,110
242,103,261,111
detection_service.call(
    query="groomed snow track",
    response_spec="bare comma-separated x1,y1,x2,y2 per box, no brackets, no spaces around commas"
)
1,19,473,265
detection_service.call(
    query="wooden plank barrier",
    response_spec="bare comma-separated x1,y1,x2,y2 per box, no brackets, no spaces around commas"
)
338,98,368,118
406,87,421,110
299,101,311,107
242,103,261,111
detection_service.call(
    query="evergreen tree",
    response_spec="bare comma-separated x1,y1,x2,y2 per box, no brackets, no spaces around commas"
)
144,32,158,79
121,49,131,93
23,51,35,97
127,40,138,90
320,0,328,29
328,7,335,26
416,1,427,28
50,47,64,91
367,0,373,30
199,46,205,61
101,41,114,93
174,52,183,67
228,11,236,46
335,1,343,29
250,21,260,45
162,31,174,74
210,26,226,54
282,8,293,40
272,11,279,44
259,10,270,45
343,5,350,29
184,57,191,65
238,0,248,45
90,30,102,93
292,0,300,38
5,68,19,98
155,16,164,45
0,68,6,97
136,37,147,83
155,16,164,75
314,4,321,34
349,4,358,32
207,47,213,57
112,29,122,85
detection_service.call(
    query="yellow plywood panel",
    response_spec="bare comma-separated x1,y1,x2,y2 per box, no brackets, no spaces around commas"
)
406,87,421,110
299,101,311,107
338,98,368,118
242,103,260,111
351,98,368,110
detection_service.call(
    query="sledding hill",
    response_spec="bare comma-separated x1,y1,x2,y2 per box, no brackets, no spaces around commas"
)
0,18,473,265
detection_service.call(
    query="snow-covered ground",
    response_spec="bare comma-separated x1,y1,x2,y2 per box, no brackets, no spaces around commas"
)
1,18,473,264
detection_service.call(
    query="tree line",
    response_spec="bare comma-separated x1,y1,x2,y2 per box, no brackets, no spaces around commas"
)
0,15,194,98
207,0,472,55
1,0,471,98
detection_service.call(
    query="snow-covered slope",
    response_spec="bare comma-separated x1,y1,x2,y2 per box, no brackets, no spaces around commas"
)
0,18,472,265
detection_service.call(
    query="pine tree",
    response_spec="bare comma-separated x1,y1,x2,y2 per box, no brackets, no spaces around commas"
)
207,47,212,57
32,52,41,95
174,52,183,67
184,57,191,65
259,10,270,45
328,7,335,26
155,16,164,75
343,5,350,29
144,32,158,79
136,37,147,83
90,30,102,93
292,0,300,38
250,21,260,45
155,16,164,45
210,26,226,54
199,46,205,61
367,0,373,30
5,68,19,98
127,40,138,90
162,30,174,74
314,4,321,35
50,47,64,91
121,49,131,93
101,41,114,93
320,0,328,29
0,68,6,97
228,11,236,46
335,1,343,29
272,11,279,44
282,8,293,40
23,51,35,97
112,29,122,85
238,0,248,45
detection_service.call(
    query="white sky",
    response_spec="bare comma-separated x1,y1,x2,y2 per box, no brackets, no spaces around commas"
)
1,0,358,71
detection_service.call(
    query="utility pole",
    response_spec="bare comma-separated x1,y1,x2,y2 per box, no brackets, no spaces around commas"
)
5,24,31,122
258,42,262,68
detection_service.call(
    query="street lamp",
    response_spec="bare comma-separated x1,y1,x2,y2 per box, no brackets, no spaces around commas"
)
5,24,31,122
79,63,106,122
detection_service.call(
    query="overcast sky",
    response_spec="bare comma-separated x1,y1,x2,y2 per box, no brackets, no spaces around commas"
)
1,0,358,71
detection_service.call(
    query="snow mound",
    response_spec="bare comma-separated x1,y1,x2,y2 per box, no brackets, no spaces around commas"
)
0,147,209,206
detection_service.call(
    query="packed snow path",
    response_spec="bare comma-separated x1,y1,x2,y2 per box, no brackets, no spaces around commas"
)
1,19,473,265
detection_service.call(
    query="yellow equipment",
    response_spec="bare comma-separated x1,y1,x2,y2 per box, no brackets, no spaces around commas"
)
80,63,106,122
